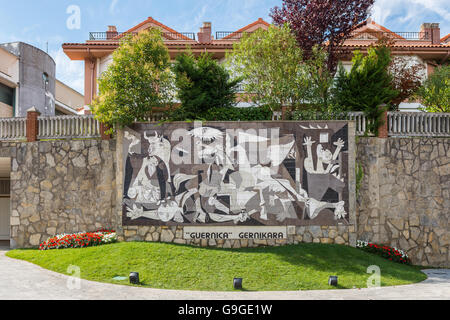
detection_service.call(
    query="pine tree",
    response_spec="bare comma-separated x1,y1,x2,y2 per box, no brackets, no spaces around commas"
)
170,52,240,120
333,43,398,135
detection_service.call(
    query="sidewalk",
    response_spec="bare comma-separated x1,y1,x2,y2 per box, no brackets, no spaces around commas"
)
1,248,449,300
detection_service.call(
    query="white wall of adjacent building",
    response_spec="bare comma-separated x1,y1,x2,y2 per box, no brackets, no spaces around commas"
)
0,47,19,117
55,79,84,115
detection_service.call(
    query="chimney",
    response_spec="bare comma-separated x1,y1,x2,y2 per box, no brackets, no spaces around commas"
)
198,22,212,44
106,25,118,40
420,23,440,44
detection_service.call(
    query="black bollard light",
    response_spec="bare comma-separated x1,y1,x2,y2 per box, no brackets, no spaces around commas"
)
233,278,243,290
328,276,338,287
129,272,140,285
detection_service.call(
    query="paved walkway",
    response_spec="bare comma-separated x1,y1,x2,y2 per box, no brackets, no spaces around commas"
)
0,247,449,300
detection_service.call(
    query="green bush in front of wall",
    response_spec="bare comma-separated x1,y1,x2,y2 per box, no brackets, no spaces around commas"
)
290,108,351,121
203,105,274,121
166,105,274,122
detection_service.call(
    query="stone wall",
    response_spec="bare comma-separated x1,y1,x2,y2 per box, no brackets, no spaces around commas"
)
1,139,118,248
1,130,447,268
356,138,449,267
118,225,355,248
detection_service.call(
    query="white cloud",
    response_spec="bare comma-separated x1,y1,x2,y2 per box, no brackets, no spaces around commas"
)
178,0,274,33
371,0,392,25
193,5,208,28
371,0,450,32
51,48,84,94
410,0,450,21
110,0,119,15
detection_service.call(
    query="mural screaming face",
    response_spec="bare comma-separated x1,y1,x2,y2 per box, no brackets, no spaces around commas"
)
122,122,350,227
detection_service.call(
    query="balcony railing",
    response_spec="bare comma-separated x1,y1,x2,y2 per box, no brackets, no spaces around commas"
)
216,31,254,40
38,115,101,140
0,112,448,142
89,32,196,41
388,112,450,137
349,31,431,41
0,118,27,141
216,31,431,41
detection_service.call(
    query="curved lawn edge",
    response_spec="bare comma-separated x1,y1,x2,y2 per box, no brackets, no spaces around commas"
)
6,242,427,292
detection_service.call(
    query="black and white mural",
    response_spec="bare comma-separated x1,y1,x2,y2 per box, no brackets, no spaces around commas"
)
122,122,350,227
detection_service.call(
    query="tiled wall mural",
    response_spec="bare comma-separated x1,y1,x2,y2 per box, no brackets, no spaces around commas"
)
122,122,350,227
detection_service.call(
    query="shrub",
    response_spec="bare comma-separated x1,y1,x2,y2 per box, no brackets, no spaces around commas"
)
356,240,411,265
39,230,117,251
203,105,274,121
332,41,398,135
169,52,240,121
290,109,351,121
415,65,450,113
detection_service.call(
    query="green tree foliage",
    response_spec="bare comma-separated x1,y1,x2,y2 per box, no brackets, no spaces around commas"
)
203,105,274,121
415,65,450,113
332,43,398,135
303,46,335,111
92,29,174,131
227,24,310,111
169,52,240,120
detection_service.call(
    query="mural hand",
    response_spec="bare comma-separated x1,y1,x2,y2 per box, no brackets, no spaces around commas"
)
303,137,315,147
334,138,345,148
127,205,144,220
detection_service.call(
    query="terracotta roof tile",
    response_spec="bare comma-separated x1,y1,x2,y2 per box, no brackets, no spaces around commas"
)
441,33,450,43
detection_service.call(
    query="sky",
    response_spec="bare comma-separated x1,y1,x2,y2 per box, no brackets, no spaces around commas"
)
0,0,449,95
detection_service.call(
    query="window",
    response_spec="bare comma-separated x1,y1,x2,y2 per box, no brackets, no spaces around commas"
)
0,82,14,106
42,72,49,84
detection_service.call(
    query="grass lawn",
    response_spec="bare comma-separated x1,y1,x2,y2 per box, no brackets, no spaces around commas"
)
6,242,427,291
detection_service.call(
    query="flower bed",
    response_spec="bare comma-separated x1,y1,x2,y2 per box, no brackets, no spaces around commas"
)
39,230,117,251
356,240,411,265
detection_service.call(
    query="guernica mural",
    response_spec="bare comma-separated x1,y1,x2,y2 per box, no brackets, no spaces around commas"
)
122,122,350,227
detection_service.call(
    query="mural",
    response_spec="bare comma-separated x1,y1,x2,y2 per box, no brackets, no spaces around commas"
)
122,122,350,227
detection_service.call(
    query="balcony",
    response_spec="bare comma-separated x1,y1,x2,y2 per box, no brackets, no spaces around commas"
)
215,31,254,40
89,32,196,41
349,31,431,41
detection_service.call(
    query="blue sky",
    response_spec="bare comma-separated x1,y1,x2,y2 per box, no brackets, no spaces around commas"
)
0,0,449,94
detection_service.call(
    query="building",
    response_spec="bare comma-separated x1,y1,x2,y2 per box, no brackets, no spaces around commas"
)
441,33,450,44
0,42,83,118
62,17,450,112
55,79,84,115
0,46,18,117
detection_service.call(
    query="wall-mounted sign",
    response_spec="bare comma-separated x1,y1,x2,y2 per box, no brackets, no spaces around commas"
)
122,121,350,227
183,226,287,240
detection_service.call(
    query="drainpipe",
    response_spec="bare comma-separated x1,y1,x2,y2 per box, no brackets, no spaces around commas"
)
96,58,100,95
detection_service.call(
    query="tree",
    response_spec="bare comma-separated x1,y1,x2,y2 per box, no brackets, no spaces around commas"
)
332,43,398,135
92,29,174,131
270,0,375,72
169,52,240,120
389,56,426,110
415,65,449,113
303,46,334,110
226,24,310,111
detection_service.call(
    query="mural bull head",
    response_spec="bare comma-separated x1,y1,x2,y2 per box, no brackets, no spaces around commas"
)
144,132,172,183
